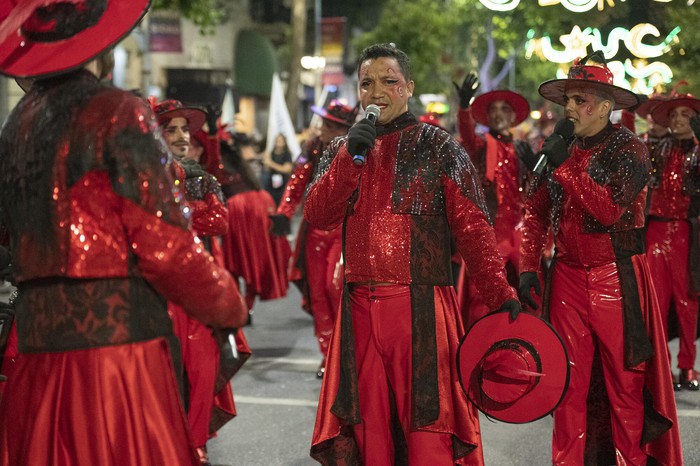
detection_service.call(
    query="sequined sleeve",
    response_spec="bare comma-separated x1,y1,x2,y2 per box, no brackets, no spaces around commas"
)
520,184,553,273
185,173,229,236
457,107,485,164
277,139,320,219
441,135,516,308
554,136,649,227
304,137,362,230
120,195,247,329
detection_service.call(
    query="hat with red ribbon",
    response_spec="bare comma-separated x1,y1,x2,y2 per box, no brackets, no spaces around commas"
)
151,98,207,133
0,0,150,78
650,81,700,128
539,51,639,110
311,100,359,127
457,311,570,424
471,90,530,127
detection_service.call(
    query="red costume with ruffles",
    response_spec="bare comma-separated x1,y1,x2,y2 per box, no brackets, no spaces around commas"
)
277,136,343,357
0,70,247,466
456,108,530,328
646,136,700,373
520,122,682,465
207,135,291,310
168,159,251,453
305,113,515,465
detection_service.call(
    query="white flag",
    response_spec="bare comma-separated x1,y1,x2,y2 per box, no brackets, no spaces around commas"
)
221,78,236,127
265,73,301,159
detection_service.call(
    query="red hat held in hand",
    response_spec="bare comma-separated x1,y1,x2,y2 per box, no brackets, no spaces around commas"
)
457,311,570,424
0,0,151,78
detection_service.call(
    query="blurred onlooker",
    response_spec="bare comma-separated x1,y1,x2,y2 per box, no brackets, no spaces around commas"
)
261,134,293,206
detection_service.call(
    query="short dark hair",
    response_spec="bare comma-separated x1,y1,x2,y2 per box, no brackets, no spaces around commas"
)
357,43,412,81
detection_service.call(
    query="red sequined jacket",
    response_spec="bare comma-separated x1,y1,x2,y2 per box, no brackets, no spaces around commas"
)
277,137,324,219
521,123,650,271
304,112,515,309
648,136,700,220
0,71,246,352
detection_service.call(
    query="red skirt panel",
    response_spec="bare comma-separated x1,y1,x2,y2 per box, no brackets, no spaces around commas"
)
221,190,291,301
0,338,199,466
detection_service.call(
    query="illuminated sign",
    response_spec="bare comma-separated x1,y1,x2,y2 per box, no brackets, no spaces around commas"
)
479,0,672,12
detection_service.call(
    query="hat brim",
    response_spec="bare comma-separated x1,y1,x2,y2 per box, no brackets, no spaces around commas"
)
457,311,570,424
0,0,151,78
649,97,700,128
158,108,207,133
539,79,639,111
471,90,530,127
311,105,354,127
634,98,666,119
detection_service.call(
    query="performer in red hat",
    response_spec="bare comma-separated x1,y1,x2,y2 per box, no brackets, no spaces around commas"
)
306,43,519,466
632,92,670,155
453,74,537,329
519,51,682,465
153,99,251,465
0,1,247,465
269,100,357,378
647,85,700,391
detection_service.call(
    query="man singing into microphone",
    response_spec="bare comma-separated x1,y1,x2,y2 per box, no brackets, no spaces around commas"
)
305,43,519,465
518,52,681,465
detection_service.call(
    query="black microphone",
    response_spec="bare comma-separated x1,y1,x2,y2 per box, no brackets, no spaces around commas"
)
352,104,381,166
532,118,574,176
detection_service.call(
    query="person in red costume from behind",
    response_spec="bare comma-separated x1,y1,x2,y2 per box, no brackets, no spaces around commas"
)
154,99,250,465
269,100,358,379
453,74,537,328
518,52,682,465
0,2,247,465
305,43,520,466
647,88,700,391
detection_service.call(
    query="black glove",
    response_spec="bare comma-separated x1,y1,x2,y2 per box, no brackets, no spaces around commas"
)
498,298,522,320
269,214,290,236
180,158,207,178
690,114,700,140
541,133,570,168
346,118,377,157
518,272,541,310
515,140,538,172
205,104,222,136
452,72,479,109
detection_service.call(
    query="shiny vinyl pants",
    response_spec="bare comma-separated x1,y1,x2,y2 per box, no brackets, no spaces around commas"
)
646,219,699,369
549,261,647,466
349,285,455,466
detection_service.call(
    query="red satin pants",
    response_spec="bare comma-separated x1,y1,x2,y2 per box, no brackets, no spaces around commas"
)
349,285,454,466
549,261,647,466
170,304,219,447
305,227,343,356
646,219,699,369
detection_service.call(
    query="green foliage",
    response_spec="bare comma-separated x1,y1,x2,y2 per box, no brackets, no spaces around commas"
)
152,0,230,34
352,0,460,94
348,0,696,109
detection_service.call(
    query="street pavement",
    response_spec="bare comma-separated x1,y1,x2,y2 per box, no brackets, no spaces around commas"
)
207,284,700,466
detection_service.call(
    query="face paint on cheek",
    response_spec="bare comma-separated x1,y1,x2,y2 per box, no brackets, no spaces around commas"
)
585,104,594,115
397,87,404,97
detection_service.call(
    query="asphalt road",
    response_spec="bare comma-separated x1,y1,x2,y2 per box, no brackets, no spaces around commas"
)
207,284,700,466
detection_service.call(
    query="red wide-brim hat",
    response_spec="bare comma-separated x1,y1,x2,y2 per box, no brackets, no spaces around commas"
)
634,94,667,119
311,100,358,127
0,0,151,78
457,311,570,424
650,95,700,128
471,90,530,127
153,99,207,133
539,54,638,111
